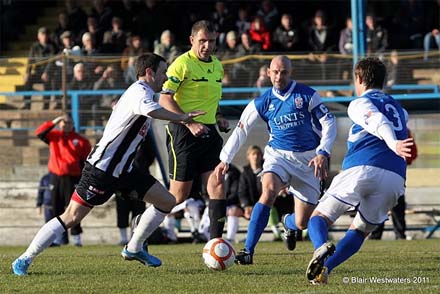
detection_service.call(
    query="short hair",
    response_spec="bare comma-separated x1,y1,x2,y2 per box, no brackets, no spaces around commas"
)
191,20,215,36
135,53,166,78
246,145,262,156
354,57,387,89
73,63,84,72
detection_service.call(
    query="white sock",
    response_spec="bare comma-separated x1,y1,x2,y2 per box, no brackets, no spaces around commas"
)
127,206,166,252
184,211,196,232
119,227,128,244
226,215,239,242
186,199,201,229
198,207,210,240
21,218,66,260
163,215,178,241
271,225,281,238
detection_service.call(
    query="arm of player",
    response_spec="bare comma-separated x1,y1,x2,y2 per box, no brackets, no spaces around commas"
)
348,98,412,156
309,92,337,156
148,107,205,124
308,92,337,179
220,100,261,164
214,100,261,182
159,92,209,137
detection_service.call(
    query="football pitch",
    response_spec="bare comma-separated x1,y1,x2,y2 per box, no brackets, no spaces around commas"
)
2,239,439,293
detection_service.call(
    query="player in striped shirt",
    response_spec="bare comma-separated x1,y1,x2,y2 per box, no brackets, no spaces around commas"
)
12,53,204,276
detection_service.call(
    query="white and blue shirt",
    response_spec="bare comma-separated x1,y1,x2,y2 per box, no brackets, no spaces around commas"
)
220,81,337,163
342,89,408,178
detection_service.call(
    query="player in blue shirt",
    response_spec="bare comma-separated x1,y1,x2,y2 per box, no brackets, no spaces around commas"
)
214,55,337,264
305,57,414,285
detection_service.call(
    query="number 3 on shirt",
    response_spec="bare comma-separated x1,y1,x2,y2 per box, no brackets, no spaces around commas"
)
384,104,403,131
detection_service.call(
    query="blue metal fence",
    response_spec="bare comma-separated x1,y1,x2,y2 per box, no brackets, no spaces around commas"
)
1,84,439,131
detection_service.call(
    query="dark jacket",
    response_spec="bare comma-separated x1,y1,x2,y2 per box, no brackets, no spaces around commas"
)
238,164,262,208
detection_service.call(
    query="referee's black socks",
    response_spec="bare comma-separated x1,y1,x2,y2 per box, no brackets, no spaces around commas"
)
209,199,227,239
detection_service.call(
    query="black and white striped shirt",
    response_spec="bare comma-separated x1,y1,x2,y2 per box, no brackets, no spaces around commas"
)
87,80,161,178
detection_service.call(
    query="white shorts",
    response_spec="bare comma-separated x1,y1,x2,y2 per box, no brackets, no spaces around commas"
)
263,146,320,205
316,165,405,225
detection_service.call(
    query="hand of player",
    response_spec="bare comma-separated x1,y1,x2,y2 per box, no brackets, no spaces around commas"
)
185,121,210,137
308,154,329,180
182,110,206,124
214,161,229,183
396,137,414,159
217,117,230,133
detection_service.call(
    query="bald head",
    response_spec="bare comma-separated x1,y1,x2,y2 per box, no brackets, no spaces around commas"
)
268,55,292,90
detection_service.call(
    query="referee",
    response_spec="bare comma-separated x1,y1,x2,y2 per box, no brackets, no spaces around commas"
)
159,20,230,239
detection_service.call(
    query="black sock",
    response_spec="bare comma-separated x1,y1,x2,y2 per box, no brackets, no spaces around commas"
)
209,199,227,239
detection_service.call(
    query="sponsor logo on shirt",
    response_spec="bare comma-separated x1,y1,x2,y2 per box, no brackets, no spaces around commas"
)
295,97,303,109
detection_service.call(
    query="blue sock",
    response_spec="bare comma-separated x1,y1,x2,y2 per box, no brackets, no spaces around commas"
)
284,213,297,230
325,229,365,273
244,202,271,255
308,216,329,250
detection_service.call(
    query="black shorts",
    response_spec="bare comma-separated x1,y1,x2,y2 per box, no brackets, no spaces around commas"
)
166,123,223,181
75,163,157,206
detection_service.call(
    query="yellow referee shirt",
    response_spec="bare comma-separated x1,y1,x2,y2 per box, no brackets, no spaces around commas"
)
162,50,223,124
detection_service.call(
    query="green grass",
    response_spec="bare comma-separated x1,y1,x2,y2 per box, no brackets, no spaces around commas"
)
1,240,440,293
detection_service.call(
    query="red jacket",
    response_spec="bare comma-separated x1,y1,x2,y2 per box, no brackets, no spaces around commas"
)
35,121,91,176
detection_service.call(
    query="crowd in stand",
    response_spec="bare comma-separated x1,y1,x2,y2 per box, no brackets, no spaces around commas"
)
19,0,440,110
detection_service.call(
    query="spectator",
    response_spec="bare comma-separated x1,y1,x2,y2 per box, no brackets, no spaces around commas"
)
69,63,94,126
211,1,235,46
93,65,126,102
386,50,399,87
23,27,56,110
255,65,271,89
339,17,353,55
90,0,113,33
153,30,181,64
249,16,272,51
307,10,337,53
46,30,77,109
52,11,71,51
133,0,166,51
80,32,103,81
101,17,127,54
236,31,262,86
256,0,279,32
366,14,388,55
35,114,91,246
235,6,251,37
273,13,300,52
218,30,240,90
36,173,55,224
110,0,139,33
78,16,104,50
65,0,87,39
423,28,440,61
122,35,148,85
